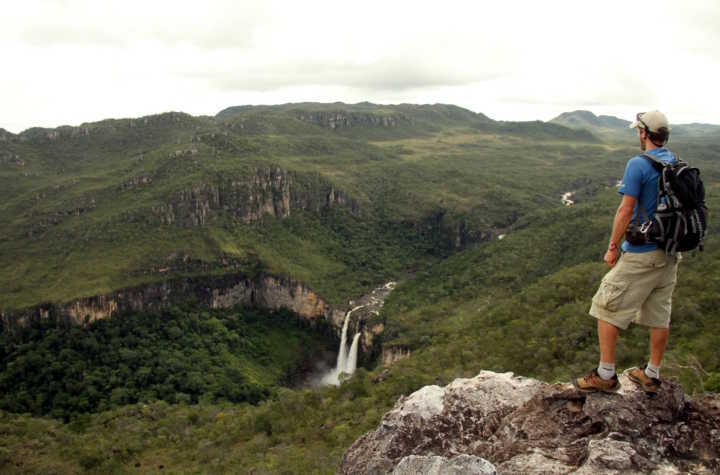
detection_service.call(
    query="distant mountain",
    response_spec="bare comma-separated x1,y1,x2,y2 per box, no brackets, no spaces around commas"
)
670,123,720,139
0,128,14,141
550,110,720,141
550,110,630,132
216,101,494,125
217,102,596,142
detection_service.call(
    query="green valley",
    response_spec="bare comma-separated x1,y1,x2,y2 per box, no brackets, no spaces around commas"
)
1,103,718,474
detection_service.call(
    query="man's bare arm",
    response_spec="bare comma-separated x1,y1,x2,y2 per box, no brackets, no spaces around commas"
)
604,194,636,266
610,194,637,247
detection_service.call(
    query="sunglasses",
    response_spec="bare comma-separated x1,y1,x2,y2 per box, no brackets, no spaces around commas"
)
636,112,649,130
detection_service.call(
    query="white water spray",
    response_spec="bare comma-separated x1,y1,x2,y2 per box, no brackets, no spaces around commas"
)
346,333,361,375
322,306,364,385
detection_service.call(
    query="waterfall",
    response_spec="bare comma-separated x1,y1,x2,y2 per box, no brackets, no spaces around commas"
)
335,309,351,374
322,305,364,385
346,332,361,374
311,282,396,387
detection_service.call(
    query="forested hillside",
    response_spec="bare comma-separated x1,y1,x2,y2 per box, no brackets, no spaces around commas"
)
1,103,718,473
0,103,610,311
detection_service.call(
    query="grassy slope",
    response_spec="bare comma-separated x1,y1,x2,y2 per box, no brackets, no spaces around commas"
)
1,105,612,310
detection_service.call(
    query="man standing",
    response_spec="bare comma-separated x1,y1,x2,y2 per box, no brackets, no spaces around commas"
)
574,110,680,394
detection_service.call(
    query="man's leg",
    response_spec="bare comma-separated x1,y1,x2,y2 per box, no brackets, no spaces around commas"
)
577,254,638,392
574,318,621,391
645,326,669,378
649,327,669,366
637,254,678,380
627,326,668,390
597,319,619,379
598,319,619,363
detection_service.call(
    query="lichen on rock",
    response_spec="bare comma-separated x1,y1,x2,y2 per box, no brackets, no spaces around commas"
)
340,370,720,474
392,454,496,475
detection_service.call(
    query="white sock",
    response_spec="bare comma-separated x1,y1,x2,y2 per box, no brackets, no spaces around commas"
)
597,361,616,380
645,362,660,379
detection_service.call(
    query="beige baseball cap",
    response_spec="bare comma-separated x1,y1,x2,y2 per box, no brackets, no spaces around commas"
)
629,110,670,132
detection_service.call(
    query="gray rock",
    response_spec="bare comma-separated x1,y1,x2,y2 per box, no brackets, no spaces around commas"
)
392,455,496,475
339,370,720,474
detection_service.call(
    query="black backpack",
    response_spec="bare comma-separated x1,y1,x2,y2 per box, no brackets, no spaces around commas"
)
640,153,708,254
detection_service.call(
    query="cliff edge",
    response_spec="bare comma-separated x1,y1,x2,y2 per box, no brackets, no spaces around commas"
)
340,370,720,474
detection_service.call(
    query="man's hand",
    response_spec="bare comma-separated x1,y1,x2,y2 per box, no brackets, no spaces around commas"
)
604,247,619,267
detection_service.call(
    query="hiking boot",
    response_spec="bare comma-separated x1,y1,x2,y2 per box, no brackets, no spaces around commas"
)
627,366,661,394
573,368,620,393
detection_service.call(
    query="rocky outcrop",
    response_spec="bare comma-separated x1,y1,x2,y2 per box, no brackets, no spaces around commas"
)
382,346,412,367
392,455,496,474
0,150,23,166
336,282,396,355
1,272,344,335
151,167,358,226
340,370,720,474
211,274,343,325
295,111,411,130
411,209,499,253
26,197,98,237
119,175,153,190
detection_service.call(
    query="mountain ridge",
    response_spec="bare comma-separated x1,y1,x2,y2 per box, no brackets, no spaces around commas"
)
550,109,720,140
5,103,593,141
6,105,720,137
550,109,631,131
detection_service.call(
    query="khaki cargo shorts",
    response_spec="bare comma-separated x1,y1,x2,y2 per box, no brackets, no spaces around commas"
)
590,250,680,330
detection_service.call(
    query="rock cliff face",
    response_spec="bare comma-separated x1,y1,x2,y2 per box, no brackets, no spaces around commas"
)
295,111,411,130
381,346,412,367
151,167,358,226
336,282,396,357
1,273,344,335
340,370,720,474
24,167,356,236
411,209,507,253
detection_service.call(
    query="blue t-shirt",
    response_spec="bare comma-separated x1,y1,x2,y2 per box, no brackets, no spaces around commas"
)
617,147,677,253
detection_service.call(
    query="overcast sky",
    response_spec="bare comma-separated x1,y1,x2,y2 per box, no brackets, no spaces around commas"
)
2,0,720,133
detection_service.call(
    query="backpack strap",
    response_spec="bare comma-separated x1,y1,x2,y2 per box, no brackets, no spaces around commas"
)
630,154,659,225
640,153,665,173
636,196,650,224
640,152,676,209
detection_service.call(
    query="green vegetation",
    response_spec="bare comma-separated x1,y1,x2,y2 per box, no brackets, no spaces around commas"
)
0,104,635,309
0,103,718,473
0,306,334,420
1,195,718,473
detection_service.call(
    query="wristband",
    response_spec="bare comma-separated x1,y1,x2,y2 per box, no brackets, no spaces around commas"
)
608,242,618,251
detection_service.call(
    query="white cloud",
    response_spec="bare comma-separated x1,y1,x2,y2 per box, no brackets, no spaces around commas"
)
1,0,719,132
